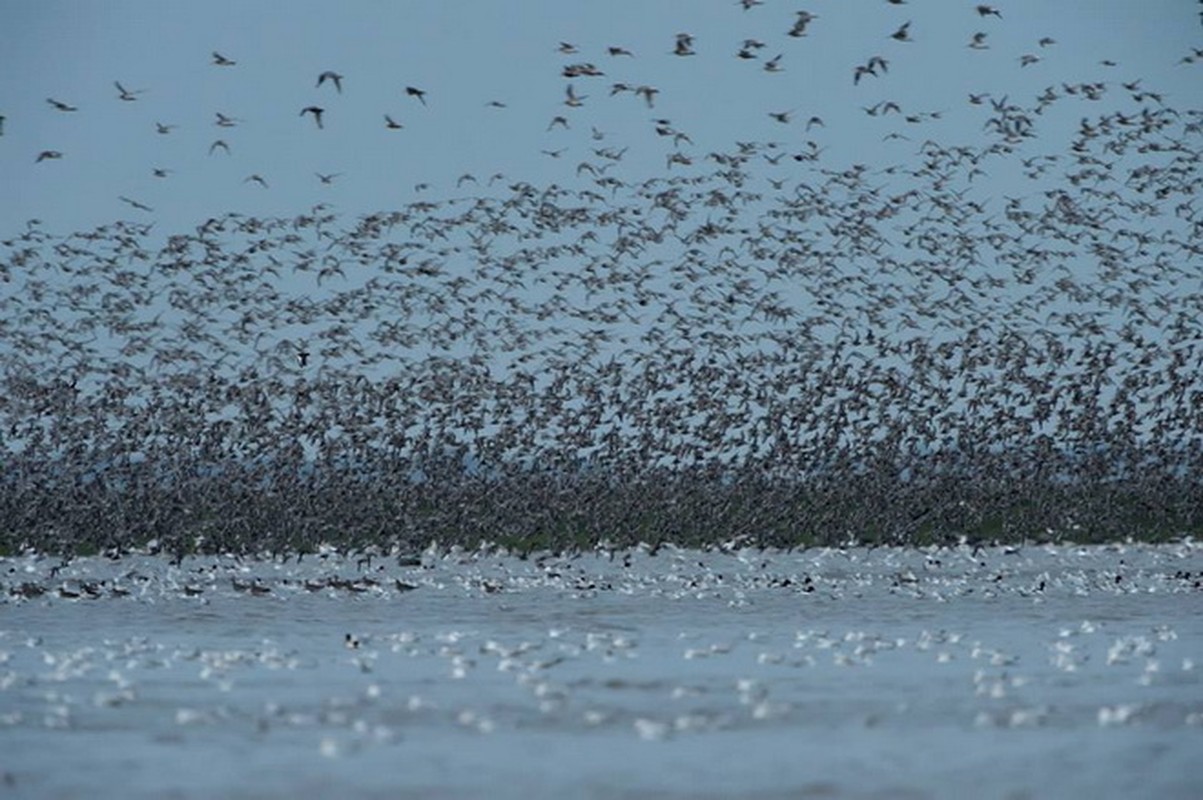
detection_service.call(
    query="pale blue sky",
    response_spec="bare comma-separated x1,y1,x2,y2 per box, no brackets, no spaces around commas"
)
3,0,1200,236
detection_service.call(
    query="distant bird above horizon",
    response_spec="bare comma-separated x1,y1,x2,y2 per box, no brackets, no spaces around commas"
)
211,51,236,66
406,86,427,105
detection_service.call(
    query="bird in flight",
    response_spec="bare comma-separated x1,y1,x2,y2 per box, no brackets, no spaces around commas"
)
119,196,153,212
316,172,341,184
209,139,231,155
244,174,269,188
406,86,427,105
46,98,77,112
115,81,146,101
891,21,912,42
36,150,63,162
789,11,817,37
674,33,695,56
214,112,240,127
300,106,325,128
212,51,236,66
317,71,344,93
976,4,1002,18
155,122,177,134
384,114,403,129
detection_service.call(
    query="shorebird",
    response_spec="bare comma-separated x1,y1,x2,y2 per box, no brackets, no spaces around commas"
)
384,114,403,129
35,150,63,162
405,86,427,105
300,106,325,128
114,81,146,101
46,98,77,112
316,71,344,93
212,51,236,66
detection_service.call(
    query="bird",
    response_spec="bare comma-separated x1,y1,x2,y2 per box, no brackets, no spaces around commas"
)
316,172,341,184
976,4,1002,18
118,196,153,212
316,71,344,93
674,33,695,56
300,106,325,128
155,122,177,134
214,112,240,127
384,114,403,129
607,46,634,57
114,81,145,101
788,11,817,37
243,174,269,188
46,98,77,112
209,139,231,155
35,150,63,162
405,86,427,105
969,32,989,50
891,21,912,42
211,51,236,66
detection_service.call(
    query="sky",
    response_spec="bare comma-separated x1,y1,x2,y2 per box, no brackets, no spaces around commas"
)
2,0,1201,237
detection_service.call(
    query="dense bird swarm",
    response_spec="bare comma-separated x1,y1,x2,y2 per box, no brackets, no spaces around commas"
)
2,9,1202,558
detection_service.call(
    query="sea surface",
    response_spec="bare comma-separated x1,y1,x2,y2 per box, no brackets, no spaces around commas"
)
2,542,1201,799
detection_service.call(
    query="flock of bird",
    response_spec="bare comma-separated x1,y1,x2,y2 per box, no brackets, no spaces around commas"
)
2,4,1202,558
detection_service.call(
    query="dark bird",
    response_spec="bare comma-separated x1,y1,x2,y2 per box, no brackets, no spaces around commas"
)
316,172,341,184
969,32,989,49
384,114,403,129
317,71,344,93
891,21,912,42
209,139,231,155
114,81,145,101
155,122,177,134
212,51,236,66
976,4,1002,18
674,33,695,56
406,86,427,105
788,11,817,37
214,112,240,127
46,98,77,112
300,106,325,128
35,150,63,162
608,46,634,57
244,174,269,188
119,196,153,212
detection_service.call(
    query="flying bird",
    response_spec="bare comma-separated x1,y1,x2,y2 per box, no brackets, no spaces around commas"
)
214,112,240,127
36,150,63,162
209,139,231,155
119,196,153,212
155,122,177,134
891,21,912,42
384,114,403,129
788,11,817,37
300,106,325,128
976,5,1002,18
212,51,236,66
316,172,341,184
317,71,344,93
114,81,146,101
46,98,77,112
244,174,268,188
405,86,427,105
674,33,695,56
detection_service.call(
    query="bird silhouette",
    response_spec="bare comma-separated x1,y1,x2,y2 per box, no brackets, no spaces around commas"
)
317,71,344,93
300,106,325,128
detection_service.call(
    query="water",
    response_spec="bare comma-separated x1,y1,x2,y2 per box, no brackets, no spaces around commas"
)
2,542,1201,798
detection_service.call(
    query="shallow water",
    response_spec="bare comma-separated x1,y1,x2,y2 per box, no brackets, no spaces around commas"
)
2,542,1201,799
